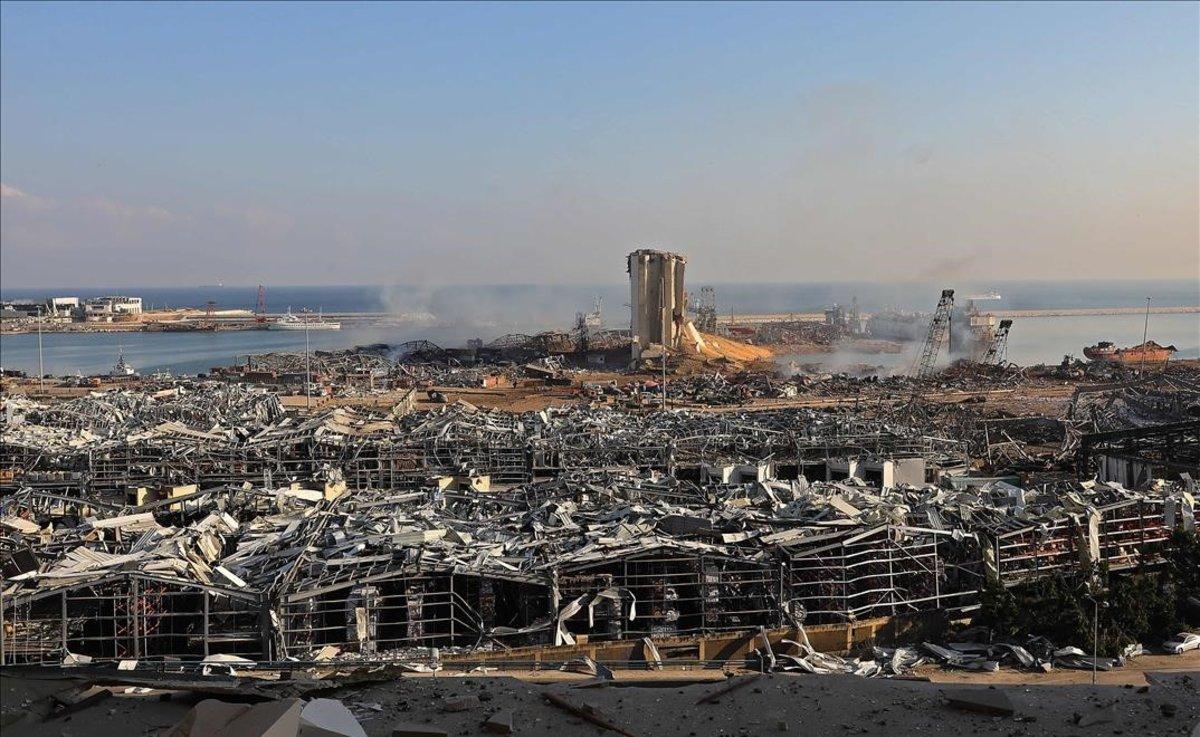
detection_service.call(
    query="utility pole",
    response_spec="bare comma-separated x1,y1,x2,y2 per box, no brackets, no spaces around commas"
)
1085,593,1107,685
1139,297,1151,374
1092,597,1099,685
661,349,668,409
36,305,45,392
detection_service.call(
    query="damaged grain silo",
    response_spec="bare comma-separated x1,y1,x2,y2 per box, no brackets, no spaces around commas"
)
627,249,688,362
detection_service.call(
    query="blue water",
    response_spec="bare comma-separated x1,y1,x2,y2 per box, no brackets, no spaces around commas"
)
1,280,1197,376
4,279,1198,315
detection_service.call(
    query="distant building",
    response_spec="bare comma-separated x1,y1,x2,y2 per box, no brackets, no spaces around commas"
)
47,297,80,321
2,294,143,323
0,300,44,318
84,296,143,322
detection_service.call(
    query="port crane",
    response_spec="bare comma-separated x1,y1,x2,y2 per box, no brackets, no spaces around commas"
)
912,289,955,378
255,285,268,323
982,319,1013,365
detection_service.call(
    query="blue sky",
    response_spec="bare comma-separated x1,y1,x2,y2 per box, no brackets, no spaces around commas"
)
2,1,1196,287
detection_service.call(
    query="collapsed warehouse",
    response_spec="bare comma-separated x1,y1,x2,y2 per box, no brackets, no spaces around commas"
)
1,382,1196,668
0,383,978,494
2,250,1197,679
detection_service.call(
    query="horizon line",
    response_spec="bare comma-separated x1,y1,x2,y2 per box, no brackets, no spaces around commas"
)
3,275,1197,293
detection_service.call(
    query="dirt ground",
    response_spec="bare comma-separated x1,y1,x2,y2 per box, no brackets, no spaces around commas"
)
311,374,1083,416
12,359,1195,419
3,657,1197,737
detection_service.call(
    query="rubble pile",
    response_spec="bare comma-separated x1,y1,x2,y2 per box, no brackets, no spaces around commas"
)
657,372,799,405
754,633,1153,677
1069,372,1200,432
2,388,970,492
785,361,1030,400
212,345,525,393
2,365,1196,677
1,463,1192,667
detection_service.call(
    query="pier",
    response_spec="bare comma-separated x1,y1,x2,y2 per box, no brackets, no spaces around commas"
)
716,305,1200,327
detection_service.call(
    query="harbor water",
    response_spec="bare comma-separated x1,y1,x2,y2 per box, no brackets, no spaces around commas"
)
1,280,1197,376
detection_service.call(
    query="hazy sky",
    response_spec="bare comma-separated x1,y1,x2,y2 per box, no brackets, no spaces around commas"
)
1,1,1197,288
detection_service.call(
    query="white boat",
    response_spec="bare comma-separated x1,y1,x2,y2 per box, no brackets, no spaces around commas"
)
111,349,137,377
267,308,341,331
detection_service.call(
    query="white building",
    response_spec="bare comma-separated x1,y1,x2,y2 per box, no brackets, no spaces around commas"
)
47,297,80,321
84,296,143,322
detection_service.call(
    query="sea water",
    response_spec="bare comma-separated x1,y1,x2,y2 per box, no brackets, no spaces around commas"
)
2,280,1196,376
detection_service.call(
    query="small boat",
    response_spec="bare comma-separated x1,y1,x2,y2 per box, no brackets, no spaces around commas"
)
267,308,341,331
1083,340,1177,365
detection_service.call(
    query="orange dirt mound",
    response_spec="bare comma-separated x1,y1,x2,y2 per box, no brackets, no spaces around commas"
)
688,331,774,363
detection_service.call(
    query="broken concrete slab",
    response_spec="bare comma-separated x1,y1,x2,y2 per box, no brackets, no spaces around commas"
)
299,698,368,737
1076,705,1115,727
441,695,480,712
44,687,113,721
943,688,1015,717
223,698,304,737
483,709,515,735
166,699,252,737
390,724,450,737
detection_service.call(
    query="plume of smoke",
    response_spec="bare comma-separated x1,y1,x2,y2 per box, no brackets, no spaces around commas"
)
377,283,627,343
775,341,917,378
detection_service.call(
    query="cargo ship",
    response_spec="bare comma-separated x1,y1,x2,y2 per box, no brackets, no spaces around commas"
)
1083,340,1176,365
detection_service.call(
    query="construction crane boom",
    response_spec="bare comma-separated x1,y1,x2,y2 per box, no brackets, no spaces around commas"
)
983,319,1013,365
912,289,955,378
